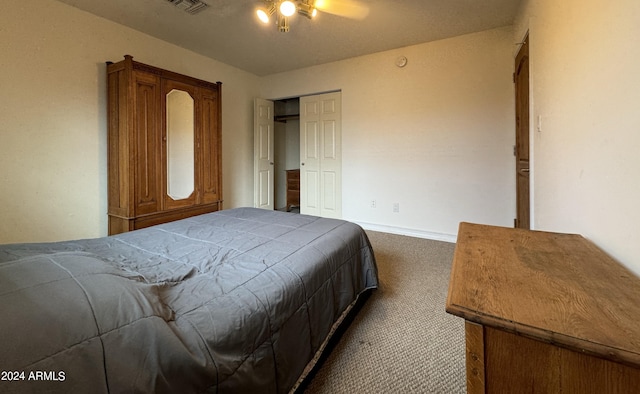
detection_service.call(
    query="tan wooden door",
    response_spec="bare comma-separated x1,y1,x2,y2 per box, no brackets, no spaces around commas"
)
515,36,530,229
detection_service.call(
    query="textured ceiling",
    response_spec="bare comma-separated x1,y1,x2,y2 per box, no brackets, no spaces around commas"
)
55,0,524,76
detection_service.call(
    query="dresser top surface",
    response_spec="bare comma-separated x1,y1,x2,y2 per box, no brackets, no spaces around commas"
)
446,222,640,367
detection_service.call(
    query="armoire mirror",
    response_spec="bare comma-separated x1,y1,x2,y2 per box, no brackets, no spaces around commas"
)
166,89,195,200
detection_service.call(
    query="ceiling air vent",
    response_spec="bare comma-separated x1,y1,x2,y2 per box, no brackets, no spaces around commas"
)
165,0,209,15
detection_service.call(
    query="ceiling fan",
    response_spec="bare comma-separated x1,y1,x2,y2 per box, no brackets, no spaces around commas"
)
256,0,369,32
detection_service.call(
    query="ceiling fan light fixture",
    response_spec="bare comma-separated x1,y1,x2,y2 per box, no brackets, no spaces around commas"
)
298,0,317,19
256,9,269,23
278,15,290,32
257,0,332,32
279,1,296,17
256,2,276,24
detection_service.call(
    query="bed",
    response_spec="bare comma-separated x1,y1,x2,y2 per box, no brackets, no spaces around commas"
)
0,207,378,393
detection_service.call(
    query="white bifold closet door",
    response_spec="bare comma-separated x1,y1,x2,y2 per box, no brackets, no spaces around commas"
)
299,92,342,219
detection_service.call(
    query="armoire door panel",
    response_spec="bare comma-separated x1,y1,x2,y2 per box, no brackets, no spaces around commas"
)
134,72,161,215
107,70,129,217
201,91,220,204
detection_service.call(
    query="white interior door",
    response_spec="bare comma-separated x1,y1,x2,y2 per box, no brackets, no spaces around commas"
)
300,92,342,218
254,98,274,209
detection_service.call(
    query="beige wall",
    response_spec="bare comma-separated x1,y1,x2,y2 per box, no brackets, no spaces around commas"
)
1,1,517,248
0,0,258,243
260,27,517,240
514,0,640,274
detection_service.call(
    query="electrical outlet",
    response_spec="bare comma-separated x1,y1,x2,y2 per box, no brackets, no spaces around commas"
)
370,200,377,208
393,203,400,213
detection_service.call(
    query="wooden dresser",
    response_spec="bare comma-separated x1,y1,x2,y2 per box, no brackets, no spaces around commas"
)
446,222,640,393
285,169,300,211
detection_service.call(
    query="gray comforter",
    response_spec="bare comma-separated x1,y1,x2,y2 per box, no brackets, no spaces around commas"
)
0,208,378,393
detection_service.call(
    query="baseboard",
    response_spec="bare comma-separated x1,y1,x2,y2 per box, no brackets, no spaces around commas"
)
352,221,457,243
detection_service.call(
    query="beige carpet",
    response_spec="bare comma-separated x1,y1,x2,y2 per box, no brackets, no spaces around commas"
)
303,231,466,393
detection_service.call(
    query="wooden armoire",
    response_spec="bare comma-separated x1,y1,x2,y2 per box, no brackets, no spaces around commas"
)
106,55,222,235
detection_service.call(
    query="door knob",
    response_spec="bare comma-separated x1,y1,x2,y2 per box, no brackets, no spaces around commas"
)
301,163,305,166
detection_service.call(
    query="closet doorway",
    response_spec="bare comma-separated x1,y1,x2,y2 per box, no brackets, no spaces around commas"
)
253,92,342,219
274,97,301,212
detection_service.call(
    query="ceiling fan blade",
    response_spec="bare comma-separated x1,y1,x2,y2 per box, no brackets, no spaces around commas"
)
314,0,370,20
